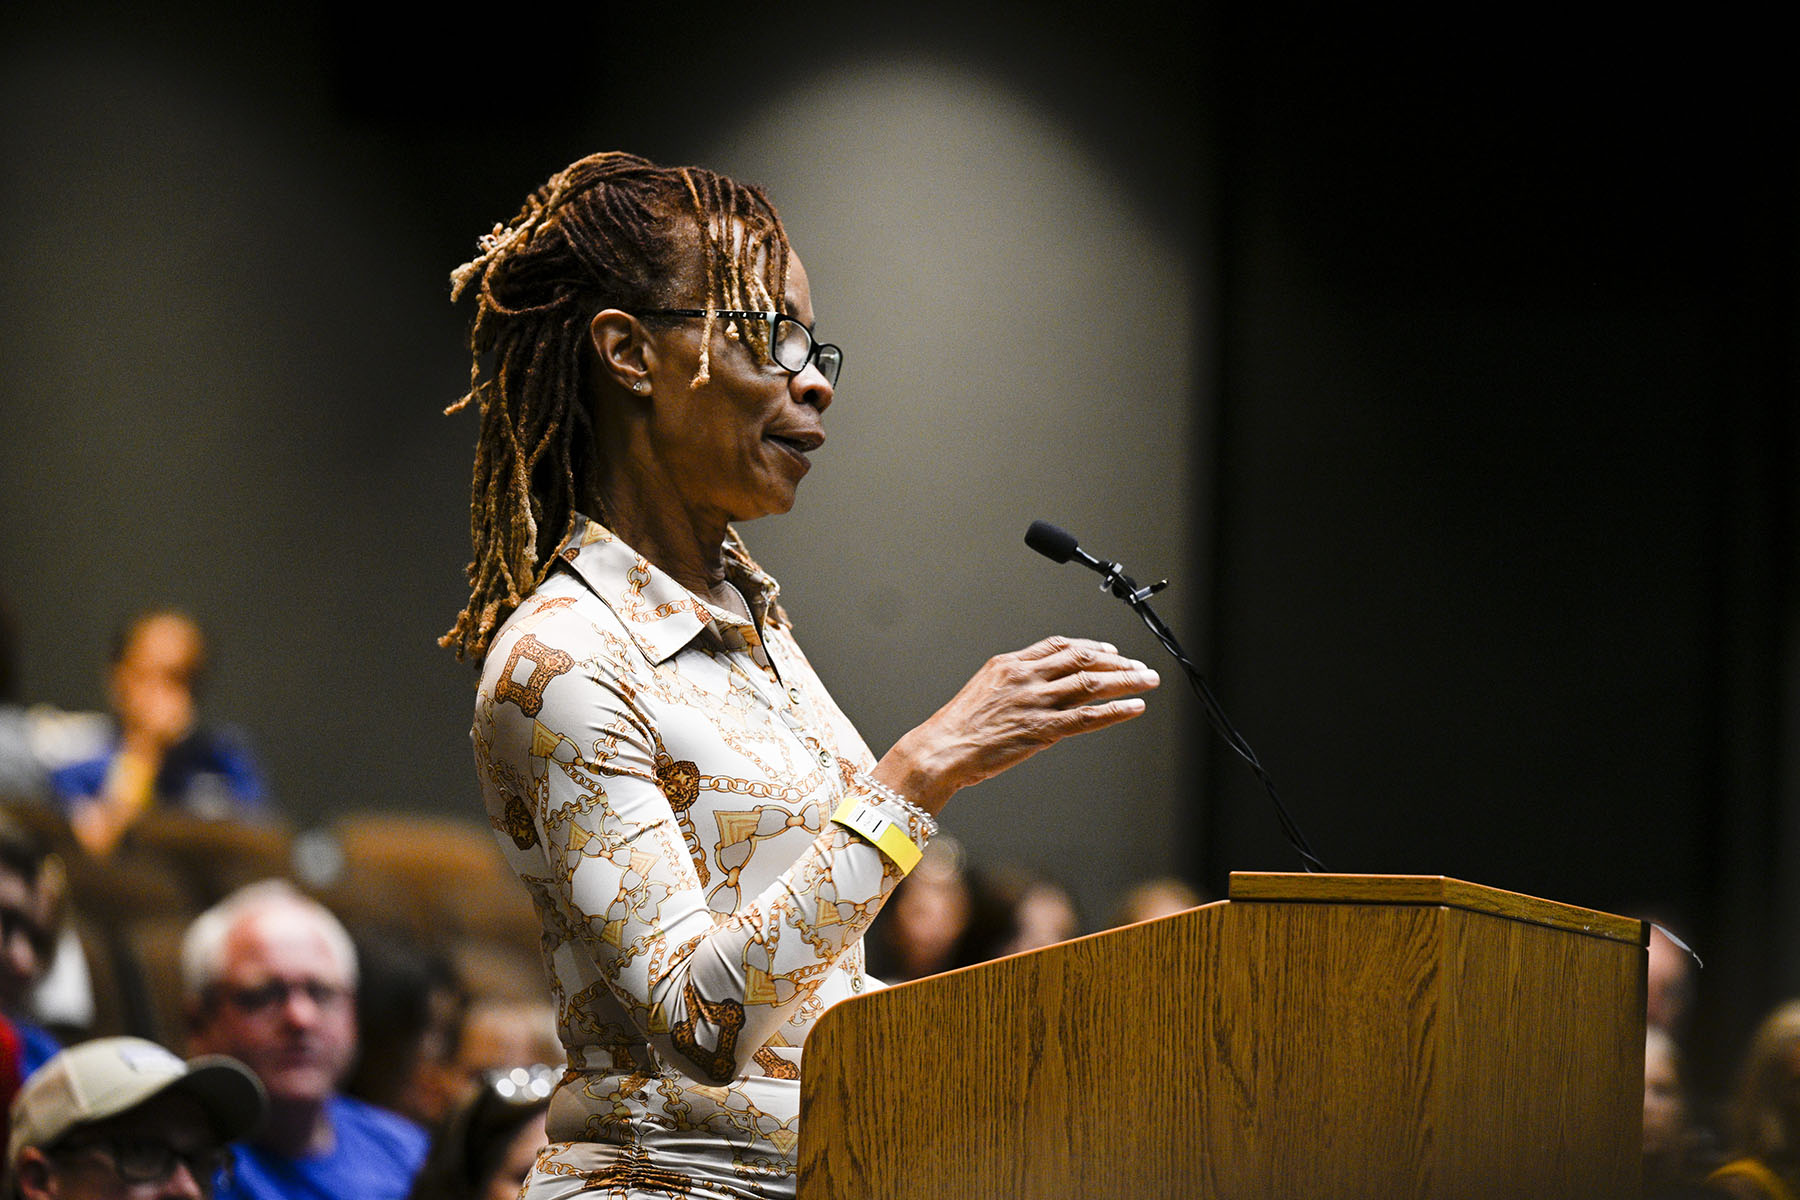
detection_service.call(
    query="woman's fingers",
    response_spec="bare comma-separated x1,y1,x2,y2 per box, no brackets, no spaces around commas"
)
1012,635,1117,664
984,639,1160,724
1004,639,1159,708
878,637,1161,812
1035,694,1150,737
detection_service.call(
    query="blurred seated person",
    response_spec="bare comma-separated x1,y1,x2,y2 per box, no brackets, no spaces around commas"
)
1110,875,1206,927
1,594,130,807
862,837,971,983
0,815,62,1077
866,850,1084,980
1016,881,1080,951
343,932,468,1129
1647,920,1698,1038
1644,1024,1719,1198
1709,999,1800,1199
48,611,265,857
404,1065,553,1200
182,880,428,1200
453,999,561,1084
5,1035,265,1200
959,863,1082,964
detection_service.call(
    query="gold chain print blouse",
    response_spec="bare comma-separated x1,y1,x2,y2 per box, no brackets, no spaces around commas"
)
472,514,932,1199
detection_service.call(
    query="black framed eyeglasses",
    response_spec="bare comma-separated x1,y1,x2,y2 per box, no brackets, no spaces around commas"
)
639,309,842,387
53,1135,232,1188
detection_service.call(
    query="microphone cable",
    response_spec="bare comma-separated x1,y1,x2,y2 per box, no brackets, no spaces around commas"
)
1026,520,1325,873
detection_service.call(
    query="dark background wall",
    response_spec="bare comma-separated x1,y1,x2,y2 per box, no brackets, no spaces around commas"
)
3,2,1794,1103
1201,11,1797,1098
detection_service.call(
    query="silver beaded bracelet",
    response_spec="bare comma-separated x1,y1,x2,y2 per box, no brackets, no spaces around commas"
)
853,770,939,839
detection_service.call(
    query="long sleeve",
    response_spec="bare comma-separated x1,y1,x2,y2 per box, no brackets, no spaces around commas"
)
475,604,918,1085
471,515,939,1101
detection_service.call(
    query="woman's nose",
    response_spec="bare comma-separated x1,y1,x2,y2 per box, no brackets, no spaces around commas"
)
793,366,832,412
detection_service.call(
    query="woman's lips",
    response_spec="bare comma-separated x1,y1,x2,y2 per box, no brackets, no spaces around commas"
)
766,431,823,467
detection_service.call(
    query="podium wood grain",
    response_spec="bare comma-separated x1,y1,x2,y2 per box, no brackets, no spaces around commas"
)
799,873,1645,1200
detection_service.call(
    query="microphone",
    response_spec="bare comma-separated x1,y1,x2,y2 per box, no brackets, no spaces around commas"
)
1024,520,1325,873
1025,521,1166,605
1024,520,1084,565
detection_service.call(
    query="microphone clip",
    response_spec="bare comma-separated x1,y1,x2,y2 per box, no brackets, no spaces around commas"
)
1125,578,1170,606
1097,563,1170,609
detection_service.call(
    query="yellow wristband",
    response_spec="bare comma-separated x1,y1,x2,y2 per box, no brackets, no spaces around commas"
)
830,796,924,874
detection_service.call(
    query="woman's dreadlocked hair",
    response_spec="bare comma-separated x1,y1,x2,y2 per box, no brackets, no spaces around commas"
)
441,152,791,662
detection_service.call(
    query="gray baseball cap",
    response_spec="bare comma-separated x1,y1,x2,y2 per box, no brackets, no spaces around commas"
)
6,1036,265,1194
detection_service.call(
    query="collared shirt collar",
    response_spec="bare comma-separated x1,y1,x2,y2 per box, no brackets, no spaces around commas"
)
553,513,784,666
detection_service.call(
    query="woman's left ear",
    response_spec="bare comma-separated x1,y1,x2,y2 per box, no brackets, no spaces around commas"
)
588,309,655,395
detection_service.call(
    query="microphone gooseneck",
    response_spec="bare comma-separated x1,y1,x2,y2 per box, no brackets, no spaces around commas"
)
1025,520,1325,874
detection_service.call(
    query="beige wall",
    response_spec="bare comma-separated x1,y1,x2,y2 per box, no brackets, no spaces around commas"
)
698,60,1205,915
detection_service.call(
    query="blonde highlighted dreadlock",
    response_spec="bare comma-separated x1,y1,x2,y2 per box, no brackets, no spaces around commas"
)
441,151,790,661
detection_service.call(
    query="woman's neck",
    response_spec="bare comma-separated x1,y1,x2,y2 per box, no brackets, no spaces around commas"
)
594,466,729,595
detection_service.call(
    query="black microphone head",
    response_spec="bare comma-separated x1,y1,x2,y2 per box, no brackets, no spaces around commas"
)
1025,520,1079,564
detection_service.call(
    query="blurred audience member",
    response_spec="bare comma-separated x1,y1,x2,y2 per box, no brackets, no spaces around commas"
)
866,846,1090,981
50,611,265,857
20,855,94,1046
0,816,61,1077
1111,876,1207,927
958,865,1082,965
863,837,971,983
1709,999,1800,1199
995,870,1081,957
345,932,469,1128
454,1000,560,1084
1647,921,1698,1037
5,1035,264,1200
1643,1025,1718,1198
405,1065,553,1200
3,594,174,812
182,880,427,1200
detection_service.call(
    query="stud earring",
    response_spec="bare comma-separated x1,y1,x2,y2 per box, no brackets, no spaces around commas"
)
633,379,652,395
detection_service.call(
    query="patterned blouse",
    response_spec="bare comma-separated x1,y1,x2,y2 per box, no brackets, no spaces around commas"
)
471,514,934,1199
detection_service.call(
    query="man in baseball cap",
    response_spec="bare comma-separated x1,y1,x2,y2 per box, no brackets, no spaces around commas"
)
5,1036,265,1200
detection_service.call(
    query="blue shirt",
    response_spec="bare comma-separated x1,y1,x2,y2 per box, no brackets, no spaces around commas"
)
214,1095,428,1200
47,722,266,820
11,1016,61,1079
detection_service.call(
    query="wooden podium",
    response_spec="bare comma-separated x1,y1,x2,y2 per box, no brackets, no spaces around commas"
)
799,873,1647,1200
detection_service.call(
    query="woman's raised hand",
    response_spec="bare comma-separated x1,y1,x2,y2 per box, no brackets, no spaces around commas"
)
874,636,1159,815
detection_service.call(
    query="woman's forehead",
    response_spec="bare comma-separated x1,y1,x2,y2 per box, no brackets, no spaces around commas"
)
784,252,813,319
665,218,799,310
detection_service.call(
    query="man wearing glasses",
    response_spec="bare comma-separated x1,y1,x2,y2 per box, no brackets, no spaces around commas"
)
5,1035,264,1200
180,881,428,1200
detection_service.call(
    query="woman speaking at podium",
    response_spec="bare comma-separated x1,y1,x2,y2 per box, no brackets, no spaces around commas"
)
441,151,1159,1200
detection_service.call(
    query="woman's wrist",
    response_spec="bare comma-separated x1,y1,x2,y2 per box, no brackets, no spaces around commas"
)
853,771,939,840
871,735,956,817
